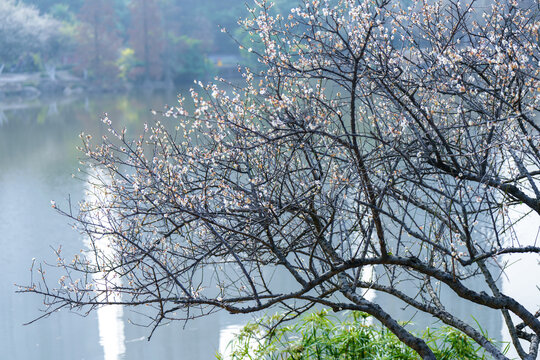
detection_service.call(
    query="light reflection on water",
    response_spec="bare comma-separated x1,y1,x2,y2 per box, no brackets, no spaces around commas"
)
85,169,126,360
97,305,126,360
502,205,540,359
219,324,245,359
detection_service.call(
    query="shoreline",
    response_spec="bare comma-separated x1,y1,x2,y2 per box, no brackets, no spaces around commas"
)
0,71,178,100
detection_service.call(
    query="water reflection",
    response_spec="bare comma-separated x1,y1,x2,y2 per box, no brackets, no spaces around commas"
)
0,110,7,126
97,305,126,360
219,324,245,359
502,206,540,359
85,169,126,360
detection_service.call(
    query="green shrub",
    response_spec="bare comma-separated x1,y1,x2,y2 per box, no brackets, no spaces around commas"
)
218,309,496,360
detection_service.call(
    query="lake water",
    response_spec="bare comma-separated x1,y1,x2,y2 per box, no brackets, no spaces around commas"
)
0,90,537,359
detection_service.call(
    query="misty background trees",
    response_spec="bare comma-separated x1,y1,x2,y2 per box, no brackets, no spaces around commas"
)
0,1,66,73
0,0,299,83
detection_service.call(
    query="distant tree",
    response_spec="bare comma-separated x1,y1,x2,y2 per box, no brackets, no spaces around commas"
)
116,47,138,81
165,35,213,83
21,0,84,14
76,0,121,80
0,0,65,69
128,0,164,81
157,0,212,83
49,4,76,23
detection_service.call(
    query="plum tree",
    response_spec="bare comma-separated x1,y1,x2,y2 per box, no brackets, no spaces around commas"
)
22,1,540,359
